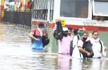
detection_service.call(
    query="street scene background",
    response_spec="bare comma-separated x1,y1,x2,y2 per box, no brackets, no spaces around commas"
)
0,0,108,70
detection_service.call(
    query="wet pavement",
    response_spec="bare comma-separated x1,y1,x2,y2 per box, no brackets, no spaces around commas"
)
0,23,30,43
0,23,108,70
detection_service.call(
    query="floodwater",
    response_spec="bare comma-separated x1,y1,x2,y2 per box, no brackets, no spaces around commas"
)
0,23,108,70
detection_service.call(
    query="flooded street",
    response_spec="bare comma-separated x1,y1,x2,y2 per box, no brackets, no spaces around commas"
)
0,23,108,70
0,23,58,70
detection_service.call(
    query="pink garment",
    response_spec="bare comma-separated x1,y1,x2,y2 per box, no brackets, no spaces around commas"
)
58,36,73,54
58,54,71,70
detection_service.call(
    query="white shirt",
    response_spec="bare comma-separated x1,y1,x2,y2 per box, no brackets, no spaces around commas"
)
72,35,81,58
90,38,106,58
78,40,83,48
78,37,91,48
38,28,43,36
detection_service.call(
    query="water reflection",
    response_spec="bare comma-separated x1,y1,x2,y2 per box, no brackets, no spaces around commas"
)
58,54,71,70
0,45,57,70
71,58,82,70
71,58,108,70
57,54,108,70
86,58,108,70
0,43,108,70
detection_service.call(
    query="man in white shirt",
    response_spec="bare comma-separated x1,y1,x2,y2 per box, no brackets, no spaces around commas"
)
90,31,107,58
72,31,91,59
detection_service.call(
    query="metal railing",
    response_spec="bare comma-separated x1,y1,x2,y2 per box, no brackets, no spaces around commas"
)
4,11,32,27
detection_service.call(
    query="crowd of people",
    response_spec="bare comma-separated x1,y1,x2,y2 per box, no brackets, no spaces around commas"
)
28,22,107,59
54,21,107,59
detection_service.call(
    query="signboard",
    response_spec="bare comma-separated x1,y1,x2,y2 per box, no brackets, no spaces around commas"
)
55,19,66,27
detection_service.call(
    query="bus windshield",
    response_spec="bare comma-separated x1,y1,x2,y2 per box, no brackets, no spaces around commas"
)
60,0,88,18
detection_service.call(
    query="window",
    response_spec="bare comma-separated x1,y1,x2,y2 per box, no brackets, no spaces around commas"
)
60,0,88,18
93,1,108,16
94,0,108,2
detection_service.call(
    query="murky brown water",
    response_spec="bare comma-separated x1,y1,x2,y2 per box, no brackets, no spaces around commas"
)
0,23,108,70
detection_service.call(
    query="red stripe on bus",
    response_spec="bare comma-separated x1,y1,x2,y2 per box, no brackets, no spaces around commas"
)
65,25,108,32
32,21,108,32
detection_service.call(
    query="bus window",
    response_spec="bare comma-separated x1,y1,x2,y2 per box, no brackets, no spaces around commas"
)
93,0,108,16
93,0,108,21
60,0,88,18
94,0,108,2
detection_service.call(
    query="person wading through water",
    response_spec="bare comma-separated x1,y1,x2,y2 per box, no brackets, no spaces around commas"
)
28,23,48,50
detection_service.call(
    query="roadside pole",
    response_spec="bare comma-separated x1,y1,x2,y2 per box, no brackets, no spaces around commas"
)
14,0,17,11
1,0,4,23
46,0,52,53
0,0,4,41
20,0,24,12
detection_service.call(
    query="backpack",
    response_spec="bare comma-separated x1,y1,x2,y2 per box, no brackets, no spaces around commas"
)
42,35,50,47
53,21,63,40
99,40,103,53
31,29,49,47
82,40,94,59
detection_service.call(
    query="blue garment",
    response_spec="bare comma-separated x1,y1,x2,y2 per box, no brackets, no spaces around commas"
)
32,35,43,50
